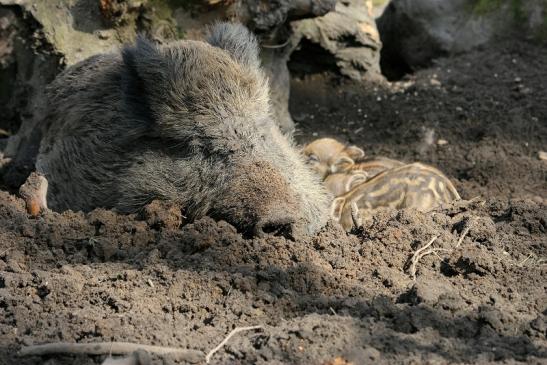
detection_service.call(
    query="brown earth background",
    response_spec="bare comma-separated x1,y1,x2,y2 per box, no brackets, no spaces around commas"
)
0,1,546,365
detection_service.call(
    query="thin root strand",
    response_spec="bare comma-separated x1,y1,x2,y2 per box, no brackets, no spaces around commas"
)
205,325,263,363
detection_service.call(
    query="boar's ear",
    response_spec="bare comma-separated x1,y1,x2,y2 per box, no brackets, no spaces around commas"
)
332,156,354,173
207,22,261,70
331,197,345,221
344,145,365,160
345,173,368,192
122,35,167,99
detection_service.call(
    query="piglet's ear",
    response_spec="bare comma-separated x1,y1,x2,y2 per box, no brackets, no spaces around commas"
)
332,156,354,173
344,146,365,161
207,22,261,70
331,197,345,221
345,173,368,192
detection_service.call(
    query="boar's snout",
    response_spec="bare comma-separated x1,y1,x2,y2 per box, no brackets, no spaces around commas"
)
215,161,301,238
254,215,295,238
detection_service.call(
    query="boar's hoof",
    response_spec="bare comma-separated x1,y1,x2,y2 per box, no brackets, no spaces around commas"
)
19,172,49,216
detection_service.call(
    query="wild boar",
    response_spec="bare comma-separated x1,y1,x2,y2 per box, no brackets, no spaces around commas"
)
323,172,367,197
302,138,365,179
347,156,405,178
331,163,460,231
35,22,330,237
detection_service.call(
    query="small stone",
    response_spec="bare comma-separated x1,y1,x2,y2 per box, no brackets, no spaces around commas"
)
437,139,448,146
538,151,547,161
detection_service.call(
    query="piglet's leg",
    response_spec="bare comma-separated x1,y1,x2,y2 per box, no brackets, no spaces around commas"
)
19,172,49,216
350,202,363,229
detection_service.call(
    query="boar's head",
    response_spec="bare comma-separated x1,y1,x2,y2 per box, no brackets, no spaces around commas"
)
117,23,330,236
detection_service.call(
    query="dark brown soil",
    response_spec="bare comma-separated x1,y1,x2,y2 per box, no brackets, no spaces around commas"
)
1,41,546,364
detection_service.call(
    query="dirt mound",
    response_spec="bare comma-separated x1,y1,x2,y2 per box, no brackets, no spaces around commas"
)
0,188,545,364
1,39,546,365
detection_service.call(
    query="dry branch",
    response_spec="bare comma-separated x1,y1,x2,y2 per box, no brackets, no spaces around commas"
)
408,235,439,280
455,226,470,248
102,355,138,365
19,342,203,361
407,221,472,280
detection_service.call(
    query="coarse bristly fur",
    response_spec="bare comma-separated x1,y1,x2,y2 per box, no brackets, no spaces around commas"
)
36,22,330,236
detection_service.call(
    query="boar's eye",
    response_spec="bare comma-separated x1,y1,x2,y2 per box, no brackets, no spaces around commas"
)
306,154,319,164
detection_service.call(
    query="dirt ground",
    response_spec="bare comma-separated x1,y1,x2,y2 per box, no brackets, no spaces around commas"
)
0,40,546,364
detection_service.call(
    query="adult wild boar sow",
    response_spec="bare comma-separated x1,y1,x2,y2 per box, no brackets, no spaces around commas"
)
36,23,330,236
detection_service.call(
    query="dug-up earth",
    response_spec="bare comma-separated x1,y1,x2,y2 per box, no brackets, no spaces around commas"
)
1,41,546,364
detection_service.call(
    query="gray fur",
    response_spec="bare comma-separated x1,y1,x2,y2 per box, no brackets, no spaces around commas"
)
206,22,261,70
36,22,329,236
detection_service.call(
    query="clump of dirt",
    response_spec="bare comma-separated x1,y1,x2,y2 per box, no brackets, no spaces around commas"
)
1,41,546,364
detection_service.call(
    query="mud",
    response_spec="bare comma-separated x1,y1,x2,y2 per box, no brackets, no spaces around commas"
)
1,41,546,364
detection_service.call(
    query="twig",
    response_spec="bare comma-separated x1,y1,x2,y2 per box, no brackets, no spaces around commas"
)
0,247,13,256
412,236,438,259
329,307,337,315
517,254,533,267
455,226,470,248
408,235,439,281
18,342,203,361
223,285,232,306
205,325,263,363
414,247,452,270
407,221,473,280
101,348,151,365
102,355,138,365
